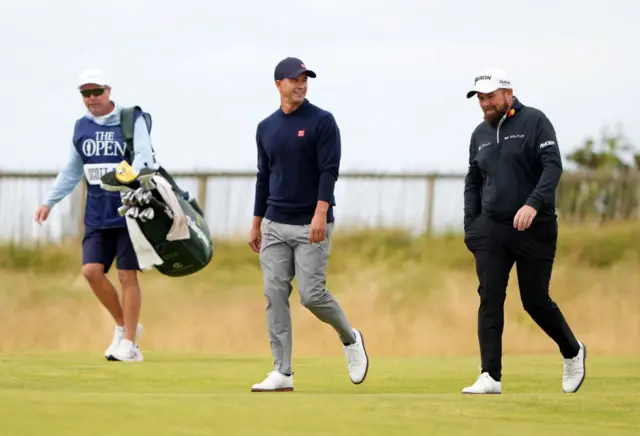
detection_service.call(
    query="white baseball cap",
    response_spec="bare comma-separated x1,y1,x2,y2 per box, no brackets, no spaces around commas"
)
77,69,109,88
466,68,512,98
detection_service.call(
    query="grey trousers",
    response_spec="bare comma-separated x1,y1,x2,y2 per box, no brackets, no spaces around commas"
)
259,218,356,375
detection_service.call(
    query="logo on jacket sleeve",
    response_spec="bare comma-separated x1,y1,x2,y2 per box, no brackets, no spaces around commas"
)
297,129,305,137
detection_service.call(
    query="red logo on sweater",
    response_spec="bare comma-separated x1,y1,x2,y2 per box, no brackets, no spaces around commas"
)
297,130,305,137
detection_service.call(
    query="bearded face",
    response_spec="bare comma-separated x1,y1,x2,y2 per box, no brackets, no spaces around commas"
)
477,89,513,126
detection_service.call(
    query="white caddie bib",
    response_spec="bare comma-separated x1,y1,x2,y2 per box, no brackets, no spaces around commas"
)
83,163,120,186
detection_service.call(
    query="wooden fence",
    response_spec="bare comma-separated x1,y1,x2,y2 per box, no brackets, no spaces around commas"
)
1,169,639,244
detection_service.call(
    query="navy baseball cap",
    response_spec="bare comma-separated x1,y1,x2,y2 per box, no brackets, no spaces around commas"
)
274,57,317,81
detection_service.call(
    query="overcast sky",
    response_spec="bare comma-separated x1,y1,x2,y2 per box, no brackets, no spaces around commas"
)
1,0,637,174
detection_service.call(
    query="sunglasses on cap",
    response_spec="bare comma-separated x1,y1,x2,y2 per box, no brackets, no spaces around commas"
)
80,88,106,98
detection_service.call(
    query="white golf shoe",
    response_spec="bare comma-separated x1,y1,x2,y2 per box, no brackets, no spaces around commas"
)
563,341,587,393
105,323,143,360
251,371,294,392
343,328,369,384
462,372,502,394
109,339,144,362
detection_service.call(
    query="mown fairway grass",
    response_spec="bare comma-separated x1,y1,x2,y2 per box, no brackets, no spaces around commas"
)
0,353,639,435
1,222,640,434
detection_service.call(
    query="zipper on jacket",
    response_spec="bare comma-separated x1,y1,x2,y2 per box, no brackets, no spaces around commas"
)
496,112,507,143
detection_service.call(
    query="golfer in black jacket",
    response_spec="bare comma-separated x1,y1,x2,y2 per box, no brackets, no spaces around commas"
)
462,68,586,394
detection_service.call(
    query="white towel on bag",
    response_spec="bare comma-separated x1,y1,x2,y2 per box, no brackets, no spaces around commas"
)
151,175,190,241
125,214,163,270
123,174,193,269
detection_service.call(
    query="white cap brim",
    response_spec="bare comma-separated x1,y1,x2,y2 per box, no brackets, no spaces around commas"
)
466,83,500,99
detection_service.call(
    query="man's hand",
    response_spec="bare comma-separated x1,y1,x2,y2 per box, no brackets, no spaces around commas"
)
248,226,262,253
248,216,264,253
513,205,537,231
34,205,50,225
308,212,327,243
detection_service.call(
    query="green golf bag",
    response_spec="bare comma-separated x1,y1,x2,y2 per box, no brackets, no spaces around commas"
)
120,179,215,277
100,106,214,277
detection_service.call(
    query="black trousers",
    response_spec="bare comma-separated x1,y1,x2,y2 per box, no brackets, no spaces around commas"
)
464,214,580,381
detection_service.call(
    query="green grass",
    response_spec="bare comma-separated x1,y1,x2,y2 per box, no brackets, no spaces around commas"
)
0,354,638,435
4,220,640,273
2,224,640,433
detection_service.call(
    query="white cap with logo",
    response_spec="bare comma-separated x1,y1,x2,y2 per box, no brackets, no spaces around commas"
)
466,68,512,99
77,69,109,89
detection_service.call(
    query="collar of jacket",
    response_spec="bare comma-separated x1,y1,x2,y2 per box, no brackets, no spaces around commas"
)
506,96,524,119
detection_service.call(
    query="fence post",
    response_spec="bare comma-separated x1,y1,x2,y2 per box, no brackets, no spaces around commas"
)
197,175,208,217
425,175,435,236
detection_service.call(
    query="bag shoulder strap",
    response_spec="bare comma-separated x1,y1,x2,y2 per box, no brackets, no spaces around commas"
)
120,106,153,155
119,106,188,200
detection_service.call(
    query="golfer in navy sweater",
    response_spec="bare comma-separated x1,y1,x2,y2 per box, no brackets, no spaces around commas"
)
248,57,369,392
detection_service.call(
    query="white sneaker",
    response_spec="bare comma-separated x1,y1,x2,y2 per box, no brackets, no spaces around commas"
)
251,371,294,392
563,341,587,393
104,323,143,360
343,328,369,384
109,339,144,362
462,372,502,394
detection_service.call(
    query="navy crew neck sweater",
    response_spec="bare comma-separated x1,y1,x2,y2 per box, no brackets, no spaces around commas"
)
253,99,340,225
